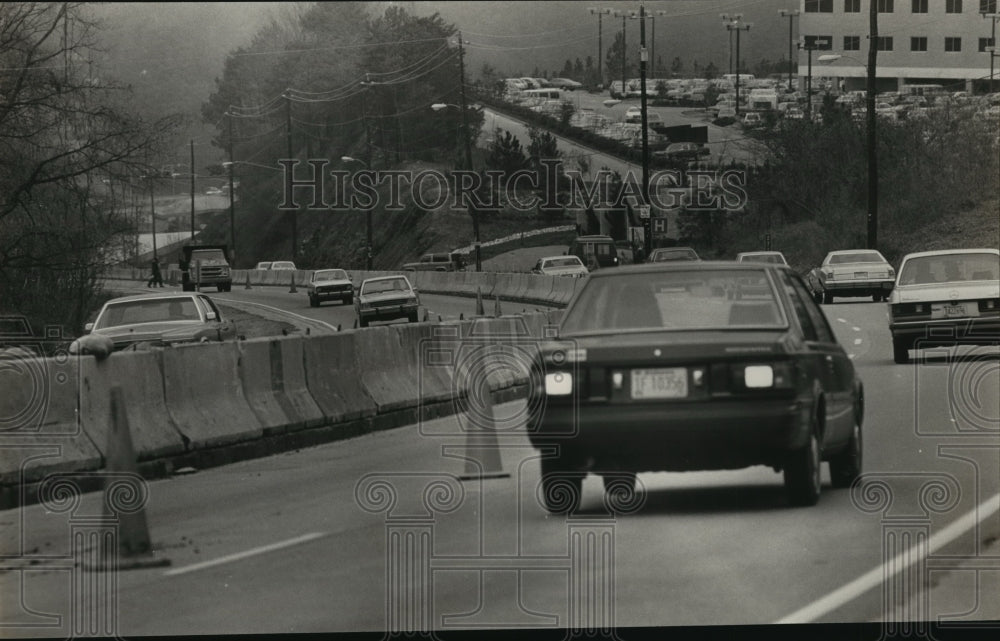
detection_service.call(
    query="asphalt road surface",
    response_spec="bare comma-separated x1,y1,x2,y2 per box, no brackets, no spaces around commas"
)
2,299,997,636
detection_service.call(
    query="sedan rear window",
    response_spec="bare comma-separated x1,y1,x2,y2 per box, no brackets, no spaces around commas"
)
97,298,200,328
561,269,785,334
899,253,999,285
362,278,410,295
544,257,584,268
828,251,884,264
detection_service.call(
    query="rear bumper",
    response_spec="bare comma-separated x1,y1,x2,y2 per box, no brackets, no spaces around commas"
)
823,279,894,295
527,397,811,472
890,317,1000,345
359,304,419,321
313,289,352,301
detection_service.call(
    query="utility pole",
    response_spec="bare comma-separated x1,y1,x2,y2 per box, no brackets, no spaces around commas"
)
149,178,157,259
189,139,195,241
457,32,480,272
284,92,298,260
984,12,1000,92
612,11,627,95
726,17,751,116
589,8,611,87
638,4,651,258
866,0,878,250
779,9,800,89
361,80,374,270
722,13,742,76
227,112,236,266
799,40,819,120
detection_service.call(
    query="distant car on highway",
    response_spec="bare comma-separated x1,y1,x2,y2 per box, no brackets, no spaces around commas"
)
547,77,582,91
255,261,273,270
270,261,297,270
85,293,236,351
653,142,710,163
308,269,354,307
528,262,864,513
887,248,999,364
355,275,420,328
737,251,788,265
403,252,465,272
205,187,222,195
647,247,700,262
532,255,589,277
816,249,895,304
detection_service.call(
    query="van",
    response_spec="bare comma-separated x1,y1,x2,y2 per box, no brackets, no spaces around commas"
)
568,235,620,270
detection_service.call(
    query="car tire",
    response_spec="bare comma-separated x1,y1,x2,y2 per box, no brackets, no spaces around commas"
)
829,419,863,489
407,312,418,323
309,296,319,308
345,295,353,305
784,426,822,507
359,317,368,328
872,294,881,302
813,292,823,305
540,460,583,515
823,292,834,305
893,336,911,364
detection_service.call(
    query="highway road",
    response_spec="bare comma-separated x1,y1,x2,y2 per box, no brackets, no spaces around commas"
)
2,298,997,636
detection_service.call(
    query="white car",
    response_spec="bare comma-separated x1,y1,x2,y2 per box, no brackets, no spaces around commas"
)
742,112,763,127
737,251,788,266
270,261,297,270
887,249,999,364
85,293,236,351
255,261,273,270
531,255,589,277
308,268,354,307
816,249,895,304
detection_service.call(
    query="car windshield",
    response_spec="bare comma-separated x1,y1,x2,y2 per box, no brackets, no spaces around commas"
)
272,262,295,269
362,278,410,295
543,257,584,269
898,253,1000,285
828,251,884,265
651,249,698,262
314,269,347,281
96,298,200,329
561,269,785,335
740,253,785,264
191,250,225,262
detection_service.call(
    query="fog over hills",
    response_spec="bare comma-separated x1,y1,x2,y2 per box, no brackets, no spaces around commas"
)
89,1,791,157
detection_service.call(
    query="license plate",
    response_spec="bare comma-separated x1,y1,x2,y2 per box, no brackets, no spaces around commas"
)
944,304,968,317
854,272,867,279
631,368,687,399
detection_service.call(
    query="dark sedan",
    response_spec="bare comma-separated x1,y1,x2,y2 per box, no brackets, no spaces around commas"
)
528,262,864,514
355,275,420,327
86,293,236,350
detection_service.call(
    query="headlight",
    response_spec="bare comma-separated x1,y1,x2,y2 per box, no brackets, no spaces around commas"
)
544,372,573,395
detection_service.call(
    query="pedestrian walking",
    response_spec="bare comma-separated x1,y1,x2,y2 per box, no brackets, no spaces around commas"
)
147,257,164,288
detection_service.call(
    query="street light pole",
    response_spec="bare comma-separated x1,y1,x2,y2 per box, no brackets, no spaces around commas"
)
866,0,878,251
148,177,157,259
589,8,611,87
638,4,651,258
721,13,742,76
227,112,236,266
726,18,751,117
779,9,800,89
341,156,373,270
284,91,298,260
984,13,1000,92
799,39,822,120
189,139,195,241
456,33,480,272
613,11,627,96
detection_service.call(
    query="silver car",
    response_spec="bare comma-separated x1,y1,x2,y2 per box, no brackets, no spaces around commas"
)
86,293,236,351
816,249,895,304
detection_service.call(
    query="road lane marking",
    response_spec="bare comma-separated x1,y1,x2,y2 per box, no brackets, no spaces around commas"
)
854,338,863,345
775,492,1000,624
163,532,328,577
215,297,338,333
849,354,856,359
837,318,848,323
853,327,861,332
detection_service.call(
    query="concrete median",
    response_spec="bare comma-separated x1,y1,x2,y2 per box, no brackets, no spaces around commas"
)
302,332,377,423
79,349,186,462
237,338,301,435
354,325,420,414
161,341,264,449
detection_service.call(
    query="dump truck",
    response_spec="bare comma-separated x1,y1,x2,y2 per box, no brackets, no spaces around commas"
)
180,245,232,292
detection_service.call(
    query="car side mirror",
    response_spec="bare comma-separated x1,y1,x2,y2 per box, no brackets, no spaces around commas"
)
84,322,93,333
206,311,217,321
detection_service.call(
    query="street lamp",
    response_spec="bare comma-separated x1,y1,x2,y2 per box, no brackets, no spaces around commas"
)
612,10,628,98
588,8,612,87
778,9,800,90
341,156,373,270
818,52,879,251
721,13,743,76
431,103,481,271
724,16,752,116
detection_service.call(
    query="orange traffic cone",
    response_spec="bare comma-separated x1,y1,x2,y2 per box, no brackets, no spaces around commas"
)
288,271,298,293
494,294,502,317
475,286,485,316
245,272,252,289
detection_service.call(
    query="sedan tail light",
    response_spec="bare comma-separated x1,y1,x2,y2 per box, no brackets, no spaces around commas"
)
733,361,796,392
978,299,999,312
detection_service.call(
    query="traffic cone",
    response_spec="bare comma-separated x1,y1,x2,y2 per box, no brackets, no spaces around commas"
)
422,308,429,322
86,386,170,571
244,272,252,289
494,294,502,317
288,271,298,293
475,286,485,316
455,374,510,481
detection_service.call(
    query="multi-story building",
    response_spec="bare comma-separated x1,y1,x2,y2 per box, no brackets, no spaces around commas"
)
797,0,999,94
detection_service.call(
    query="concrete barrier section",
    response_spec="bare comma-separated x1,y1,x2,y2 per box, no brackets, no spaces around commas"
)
0,351,102,485
237,338,300,435
272,336,325,430
303,332,377,423
161,341,264,449
79,349,186,461
354,325,420,414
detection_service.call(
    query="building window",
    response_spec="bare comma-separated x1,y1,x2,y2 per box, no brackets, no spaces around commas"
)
911,36,928,51
945,37,962,52
946,0,963,13
845,0,861,11
876,36,894,51
845,36,861,51
912,0,928,12
878,0,894,11
982,1,998,14
981,37,997,52
805,0,834,12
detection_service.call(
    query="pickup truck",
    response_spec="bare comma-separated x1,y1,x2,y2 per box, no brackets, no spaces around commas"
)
181,245,232,292
402,252,466,272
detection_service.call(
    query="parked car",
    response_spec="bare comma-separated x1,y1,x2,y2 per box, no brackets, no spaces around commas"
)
737,251,788,265
647,247,700,262
270,261,297,270
255,261,273,270
568,235,620,270
532,255,589,277
784,107,805,120
355,275,420,327
85,293,236,351
887,249,1000,364
308,269,354,307
654,142,710,163
624,106,642,122
815,249,895,304
527,262,864,513
742,112,763,127
547,77,582,91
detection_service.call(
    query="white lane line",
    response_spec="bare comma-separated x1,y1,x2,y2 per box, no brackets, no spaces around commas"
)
163,532,328,577
852,326,862,332
853,338,863,345
775,492,1000,624
215,297,338,332
837,318,848,324
849,354,856,359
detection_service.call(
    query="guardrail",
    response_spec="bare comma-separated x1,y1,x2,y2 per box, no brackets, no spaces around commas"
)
0,310,565,509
